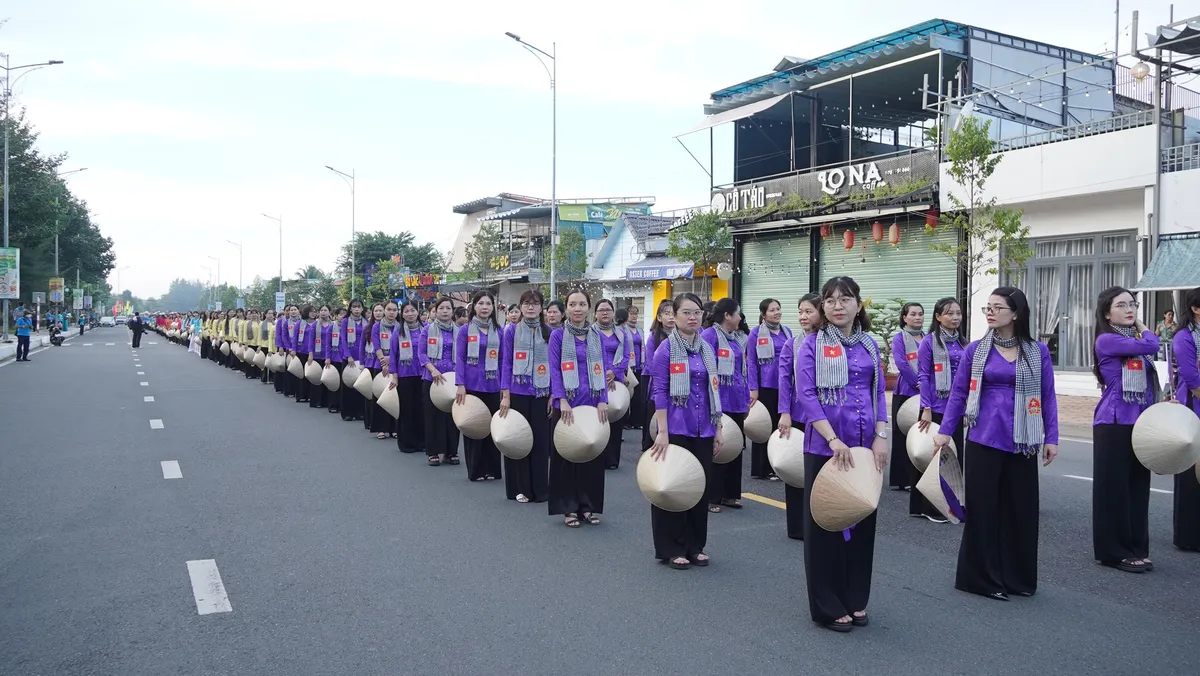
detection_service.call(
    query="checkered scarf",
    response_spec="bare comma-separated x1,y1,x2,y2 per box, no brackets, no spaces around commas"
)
931,328,962,399
815,325,880,427
668,329,721,424
755,322,791,364
901,328,923,374
465,318,498,380
561,323,605,399
1109,324,1161,404
713,326,747,384
965,331,1044,456
513,318,550,397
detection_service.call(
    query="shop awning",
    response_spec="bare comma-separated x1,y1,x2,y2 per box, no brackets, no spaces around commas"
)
1134,235,1200,291
677,92,791,137
625,257,694,281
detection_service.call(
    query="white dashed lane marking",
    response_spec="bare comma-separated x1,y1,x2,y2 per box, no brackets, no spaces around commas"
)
149,419,164,430
186,560,232,615
144,396,155,402
140,382,149,387
1063,474,1173,494
161,461,182,479
137,371,145,375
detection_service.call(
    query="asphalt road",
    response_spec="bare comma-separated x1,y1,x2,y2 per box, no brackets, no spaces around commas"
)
1,330,1197,676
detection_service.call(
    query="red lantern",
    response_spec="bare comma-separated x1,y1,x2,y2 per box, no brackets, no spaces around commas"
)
842,229,854,250
926,208,939,228
871,221,884,244
820,223,832,239
888,223,900,247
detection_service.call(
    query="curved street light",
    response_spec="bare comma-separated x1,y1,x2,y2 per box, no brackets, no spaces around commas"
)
325,166,356,298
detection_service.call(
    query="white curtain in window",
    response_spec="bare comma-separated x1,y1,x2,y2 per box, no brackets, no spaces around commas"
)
1065,263,1095,368
1034,266,1062,342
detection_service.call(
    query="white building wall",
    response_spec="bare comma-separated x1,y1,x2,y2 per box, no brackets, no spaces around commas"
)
589,222,644,282
446,211,487,273
1159,169,1200,236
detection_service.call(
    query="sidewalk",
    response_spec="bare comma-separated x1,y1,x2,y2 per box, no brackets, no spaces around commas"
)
0,326,94,364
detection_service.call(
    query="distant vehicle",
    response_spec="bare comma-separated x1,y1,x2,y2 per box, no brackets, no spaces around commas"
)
114,315,129,325
100,316,115,327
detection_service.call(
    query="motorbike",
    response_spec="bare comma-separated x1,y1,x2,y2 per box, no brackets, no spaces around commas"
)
48,324,64,347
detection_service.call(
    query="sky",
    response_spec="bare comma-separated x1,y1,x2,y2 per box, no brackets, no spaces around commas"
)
2,0,1193,297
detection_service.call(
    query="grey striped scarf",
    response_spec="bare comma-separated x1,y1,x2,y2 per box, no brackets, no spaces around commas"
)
377,319,396,355
965,331,1044,456
425,320,455,361
901,328,923,374
561,323,605,399
466,318,498,380
513,318,550,397
714,326,747,384
397,320,421,365
594,320,625,374
1109,324,1160,404
815,325,880,426
668,329,721,424
931,328,961,398
755,323,791,364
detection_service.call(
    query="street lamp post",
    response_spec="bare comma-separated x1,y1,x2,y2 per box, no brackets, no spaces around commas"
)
325,166,356,299
2,54,63,340
261,214,282,293
208,255,221,300
504,32,556,299
53,167,88,283
200,265,211,308
226,240,243,295
115,266,130,311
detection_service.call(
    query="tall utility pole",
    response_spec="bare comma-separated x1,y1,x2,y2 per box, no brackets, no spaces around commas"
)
262,213,283,292
504,33,557,299
325,166,356,298
2,54,63,340
226,240,243,293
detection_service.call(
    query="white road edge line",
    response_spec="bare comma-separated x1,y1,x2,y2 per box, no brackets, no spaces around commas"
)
161,460,182,479
1063,474,1093,481
144,396,155,402
137,371,145,375
140,382,149,386
186,560,232,615
1063,474,1173,494
149,419,164,429
1151,487,1174,494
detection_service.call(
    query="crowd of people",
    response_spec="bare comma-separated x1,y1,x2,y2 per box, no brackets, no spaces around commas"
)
146,278,1200,633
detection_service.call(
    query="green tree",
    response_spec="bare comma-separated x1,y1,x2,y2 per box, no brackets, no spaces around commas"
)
336,231,443,280
929,115,1031,335
461,221,504,288
158,278,208,311
665,211,732,299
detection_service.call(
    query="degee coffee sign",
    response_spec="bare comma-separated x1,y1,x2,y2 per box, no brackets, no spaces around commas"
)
709,149,937,215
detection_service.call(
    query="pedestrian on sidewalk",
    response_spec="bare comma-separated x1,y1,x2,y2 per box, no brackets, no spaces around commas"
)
15,310,33,361
78,313,86,337
130,312,146,348
1091,286,1159,574
1168,287,1200,553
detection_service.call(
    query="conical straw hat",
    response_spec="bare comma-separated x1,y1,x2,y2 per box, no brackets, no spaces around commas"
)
342,363,362,387
285,354,294,369
906,425,953,474
243,346,255,363
429,373,457,413
744,400,773,444
896,396,921,435
649,415,659,439
917,446,966,524
767,428,805,487
287,354,304,378
810,447,883,531
1133,402,1200,474
305,359,323,385
554,405,610,463
254,350,267,368
637,444,705,511
492,409,533,459
321,365,341,392
371,371,389,398
353,367,375,400
606,383,630,422
220,341,231,356
453,395,492,440
626,368,640,389
377,384,400,419
714,414,744,465
269,353,285,372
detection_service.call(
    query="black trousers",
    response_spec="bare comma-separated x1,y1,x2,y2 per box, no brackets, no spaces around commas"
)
786,482,805,540
200,338,210,359
548,409,606,515
641,376,657,451
423,380,460,459
1174,467,1200,551
750,388,780,478
1092,424,1150,563
804,452,877,623
911,412,958,518
503,393,551,502
627,380,644,430
956,441,1039,597
463,390,502,480
132,331,142,348
340,377,364,421
890,394,914,488
395,375,425,452
364,367,379,431
603,414,624,469
308,357,331,408
708,411,745,504
15,335,29,360
653,434,714,560
369,369,395,434
294,354,312,403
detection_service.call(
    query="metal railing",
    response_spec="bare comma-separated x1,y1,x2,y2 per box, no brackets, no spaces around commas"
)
992,110,1155,152
1162,142,1200,173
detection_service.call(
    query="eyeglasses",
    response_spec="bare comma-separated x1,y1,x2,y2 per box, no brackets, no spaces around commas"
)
1112,301,1140,310
981,305,1011,315
823,296,856,308
677,309,704,318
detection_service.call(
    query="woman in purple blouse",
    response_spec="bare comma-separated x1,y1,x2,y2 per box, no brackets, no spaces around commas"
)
1090,286,1160,573
640,300,674,452
389,301,426,453
548,289,610,528
361,303,385,434
1168,287,1200,553
935,287,1058,602
593,299,629,470
650,293,722,569
420,297,459,467
776,293,822,541
499,289,552,503
797,277,888,632
890,302,924,490
338,299,368,422
748,298,792,481
454,290,504,482
289,305,318,404
307,304,337,410
622,305,644,432
370,301,401,440
913,297,966,522
276,306,296,396
701,298,750,513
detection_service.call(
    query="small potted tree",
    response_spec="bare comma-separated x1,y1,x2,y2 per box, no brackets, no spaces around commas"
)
864,297,905,390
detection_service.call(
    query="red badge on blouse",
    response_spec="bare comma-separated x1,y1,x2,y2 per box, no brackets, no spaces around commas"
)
489,349,498,359
563,362,575,371
670,362,686,374
428,338,437,345
906,352,917,360
593,363,602,376
536,364,547,376
515,351,528,360
717,348,730,358
401,341,410,349
934,363,944,373
381,332,389,341
467,335,477,343
348,327,355,335
823,345,843,358
1027,398,1042,415
969,378,978,391
758,337,770,346
1127,359,1144,370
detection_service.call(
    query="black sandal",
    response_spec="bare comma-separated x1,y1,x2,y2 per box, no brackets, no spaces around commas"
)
583,513,600,525
564,514,581,528
427,456,441,466
689,554,709,567
824,618,853,633
666,557,689,570
851,612,869,627
446,456,460,465
1109,558,1148,573
721,499,743,509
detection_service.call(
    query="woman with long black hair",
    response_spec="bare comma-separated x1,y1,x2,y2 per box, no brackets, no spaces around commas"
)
776,292,822,540
701,297,749,513
455,290,505,482
371,301,400,439
1090,286,1159,572
276,305,298,395
914,297,967,523
309,304,335,409
289,305,317,404
259,310,276,386
620,305,645,432
544,300,565,330
499,289,552,503
339,299,368,421
1169,287,1200,553
890,302,924,490
594,298,629,470
419,297,460,467
362,303,385,433
797,277,888,631
748,298,791,481
641,300,674,451
392,300,426,453
935,287,1059,601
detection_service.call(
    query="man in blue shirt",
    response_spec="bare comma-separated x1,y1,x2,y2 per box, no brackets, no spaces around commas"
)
15,309,33,361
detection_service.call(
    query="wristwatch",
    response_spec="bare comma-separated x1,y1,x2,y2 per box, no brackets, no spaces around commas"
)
875,429,889,440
